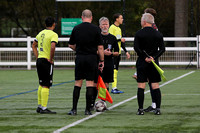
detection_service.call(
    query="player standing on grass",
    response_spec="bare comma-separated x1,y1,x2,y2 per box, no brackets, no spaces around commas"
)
68,9,104,115
109,13,130,94
133,8,159,113
32,16,58,114
134,13,165,115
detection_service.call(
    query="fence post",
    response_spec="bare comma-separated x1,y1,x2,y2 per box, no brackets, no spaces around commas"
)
27,36,31,70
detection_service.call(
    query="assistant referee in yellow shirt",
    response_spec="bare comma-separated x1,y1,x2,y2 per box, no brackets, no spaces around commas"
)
32,16,58,114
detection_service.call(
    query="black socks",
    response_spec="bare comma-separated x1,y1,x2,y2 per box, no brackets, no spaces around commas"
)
91,87,97,108
152,88,161,108
148,82,156,103
72,86,81,110
86,87,94,111
137,88,144,109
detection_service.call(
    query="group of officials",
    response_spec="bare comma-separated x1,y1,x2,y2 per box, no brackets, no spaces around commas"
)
32,8,165,116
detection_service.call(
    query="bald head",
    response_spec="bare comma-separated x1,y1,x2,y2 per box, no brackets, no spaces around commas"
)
82,9,92,18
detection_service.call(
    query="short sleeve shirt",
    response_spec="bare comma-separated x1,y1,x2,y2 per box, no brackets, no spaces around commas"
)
109,24,122,54
35,29,58,60
69,22,103,55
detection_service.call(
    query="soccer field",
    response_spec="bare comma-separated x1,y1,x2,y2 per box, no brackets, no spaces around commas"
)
0,68,200,133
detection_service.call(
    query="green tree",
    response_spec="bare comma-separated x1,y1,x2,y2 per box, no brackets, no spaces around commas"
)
0,0,199,47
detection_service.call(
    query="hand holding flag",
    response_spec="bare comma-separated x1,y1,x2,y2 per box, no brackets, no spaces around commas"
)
151,60,167,81
143,50,166,81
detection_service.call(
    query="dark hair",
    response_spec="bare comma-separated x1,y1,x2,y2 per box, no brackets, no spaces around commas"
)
113,13,121,22
45,16,55,27
144,8,157,17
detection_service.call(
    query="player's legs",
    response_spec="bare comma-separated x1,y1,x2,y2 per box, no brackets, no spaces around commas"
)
112,69,118,89
111,55,123,94
102,61,113,91
85,80,94,115
144,82,156,112
148,64,162,115
68,80,83,115
68,55,85,115
136,59,148,115
36,58,56,114
41,86,49,110
84,55,97,115
137,82,145,115
149,82,156,107
41,68,54,113
134,71,156,112
36,85,42,113
69,55,97,115
151,82,161,115
132,72,137,79
91,59,99,110
112,56,119,90
91,85,97,111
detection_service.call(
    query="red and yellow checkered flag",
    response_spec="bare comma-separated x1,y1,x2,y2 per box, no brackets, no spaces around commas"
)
96,75,113,104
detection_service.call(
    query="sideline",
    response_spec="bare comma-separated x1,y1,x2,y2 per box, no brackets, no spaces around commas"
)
53,71,195,133
0,80,75,100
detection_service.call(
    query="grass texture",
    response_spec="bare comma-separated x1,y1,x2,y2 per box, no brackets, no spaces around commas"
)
0,68,199,133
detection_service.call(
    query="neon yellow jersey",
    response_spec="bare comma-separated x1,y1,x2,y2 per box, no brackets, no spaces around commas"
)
109,24,122,54
35,29,58,60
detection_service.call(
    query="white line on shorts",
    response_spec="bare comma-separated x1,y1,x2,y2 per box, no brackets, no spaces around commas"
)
53,71,195,133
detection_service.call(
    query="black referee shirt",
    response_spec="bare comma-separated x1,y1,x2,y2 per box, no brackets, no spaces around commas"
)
102,33,119,61
69,22,103,55
134,27,165,60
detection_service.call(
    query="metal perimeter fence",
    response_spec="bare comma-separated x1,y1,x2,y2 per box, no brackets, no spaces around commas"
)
0,36,199,70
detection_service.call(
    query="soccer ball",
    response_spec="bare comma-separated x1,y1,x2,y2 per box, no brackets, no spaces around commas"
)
95,100,107,112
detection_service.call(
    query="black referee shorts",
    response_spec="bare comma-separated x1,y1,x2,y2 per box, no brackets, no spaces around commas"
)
113,54,121,70
102,59,114,83
136,58,161,83
36,58,53,87
75,54,97,81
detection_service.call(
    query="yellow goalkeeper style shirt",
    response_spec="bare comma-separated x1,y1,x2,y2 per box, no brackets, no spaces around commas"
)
109,24,122,54
35,29,58,60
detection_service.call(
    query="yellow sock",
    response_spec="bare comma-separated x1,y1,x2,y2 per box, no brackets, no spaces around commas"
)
41,87,49,108
112,69,118,89
37,85,42,106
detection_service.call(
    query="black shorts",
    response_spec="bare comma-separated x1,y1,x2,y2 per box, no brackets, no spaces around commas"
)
136,58,161,83
102,59,114,83
75,54,97,81
113,54,121,70
36,58,53,87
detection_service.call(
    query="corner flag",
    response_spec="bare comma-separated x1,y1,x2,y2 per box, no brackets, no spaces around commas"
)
96,75,113,104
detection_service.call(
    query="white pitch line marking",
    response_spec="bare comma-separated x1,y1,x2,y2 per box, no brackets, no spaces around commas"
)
163,94,200,96
53,71,195,133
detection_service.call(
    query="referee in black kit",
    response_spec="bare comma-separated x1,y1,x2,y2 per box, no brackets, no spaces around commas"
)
99,17,119,90
90,17,119,109
134,13,165,115
68,9,104,115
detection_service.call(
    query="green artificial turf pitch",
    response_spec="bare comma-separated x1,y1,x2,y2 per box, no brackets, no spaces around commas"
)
0,69,199,133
